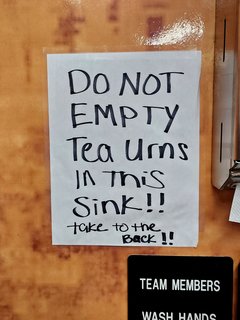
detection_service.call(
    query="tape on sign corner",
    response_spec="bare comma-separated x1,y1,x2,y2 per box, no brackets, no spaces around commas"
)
229,184,240,223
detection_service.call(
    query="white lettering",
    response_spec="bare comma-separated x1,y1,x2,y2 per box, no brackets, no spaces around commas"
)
178,313,217,320
140,278,168,290
172,279,221,292
141,312,173,320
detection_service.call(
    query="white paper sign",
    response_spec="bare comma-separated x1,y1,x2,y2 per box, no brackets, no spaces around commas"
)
229,184,240,223
47,51,201,246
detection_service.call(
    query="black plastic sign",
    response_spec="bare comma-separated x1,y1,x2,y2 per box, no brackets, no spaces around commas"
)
128,256,233,320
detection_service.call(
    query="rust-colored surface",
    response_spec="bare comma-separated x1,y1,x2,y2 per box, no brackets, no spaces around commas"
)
0,0,239,319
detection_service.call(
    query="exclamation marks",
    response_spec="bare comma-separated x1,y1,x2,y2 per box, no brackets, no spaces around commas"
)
159,193,164,213
147,193,152,212
146,193,164,213
162,231,174,245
